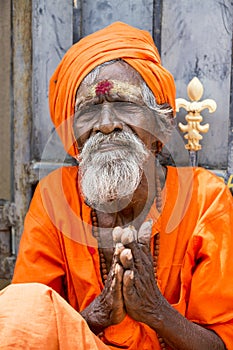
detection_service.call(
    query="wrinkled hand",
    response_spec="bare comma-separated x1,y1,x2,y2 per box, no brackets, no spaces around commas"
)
80,245,126,334
82,221,162,334
113,221,163,327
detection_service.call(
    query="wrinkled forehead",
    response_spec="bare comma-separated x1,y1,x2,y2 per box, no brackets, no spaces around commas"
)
76,60,145,105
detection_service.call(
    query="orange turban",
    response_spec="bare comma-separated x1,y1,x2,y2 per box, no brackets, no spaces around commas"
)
49,22,176,157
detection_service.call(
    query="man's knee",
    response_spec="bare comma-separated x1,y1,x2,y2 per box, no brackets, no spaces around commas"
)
0,282,59,349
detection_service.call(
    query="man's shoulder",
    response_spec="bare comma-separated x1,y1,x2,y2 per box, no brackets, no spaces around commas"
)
35,165,80,202
166,165,231,201
39,165,79,186
167,165,225,185
30,165,84,220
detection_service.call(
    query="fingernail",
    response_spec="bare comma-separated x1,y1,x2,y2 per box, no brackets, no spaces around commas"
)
112,226,123,243
125,249,132,261
115,242,124,255
138,220,153,244
121,226,137,245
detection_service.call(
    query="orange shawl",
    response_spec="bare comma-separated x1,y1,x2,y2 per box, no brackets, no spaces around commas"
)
49,22,176,156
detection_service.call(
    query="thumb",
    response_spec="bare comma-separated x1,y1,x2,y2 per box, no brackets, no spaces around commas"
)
138,220,153,246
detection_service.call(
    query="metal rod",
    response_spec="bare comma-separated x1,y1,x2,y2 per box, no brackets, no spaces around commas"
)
189,151,198,167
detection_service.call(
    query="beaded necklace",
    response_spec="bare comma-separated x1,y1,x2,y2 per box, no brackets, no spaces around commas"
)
91,209,108,283
90,170,167,349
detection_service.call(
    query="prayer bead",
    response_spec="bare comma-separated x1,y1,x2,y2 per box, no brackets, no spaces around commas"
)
103,274,108,281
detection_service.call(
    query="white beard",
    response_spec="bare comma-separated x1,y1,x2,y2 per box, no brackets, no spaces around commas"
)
78,131,150,211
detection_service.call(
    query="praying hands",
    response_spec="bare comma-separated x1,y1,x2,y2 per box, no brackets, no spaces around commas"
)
113,221,164,327
81,222,226,350
80,221,164,334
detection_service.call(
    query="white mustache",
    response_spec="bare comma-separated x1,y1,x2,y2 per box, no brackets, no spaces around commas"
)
78,131,148,161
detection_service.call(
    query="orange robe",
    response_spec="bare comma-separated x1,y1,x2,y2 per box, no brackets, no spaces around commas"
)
10,165,233,349
0,283,108,350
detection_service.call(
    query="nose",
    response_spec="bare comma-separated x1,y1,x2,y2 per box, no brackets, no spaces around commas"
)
93,102,123,134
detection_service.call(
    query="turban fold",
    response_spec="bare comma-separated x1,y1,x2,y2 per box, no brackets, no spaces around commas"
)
49,22,176,156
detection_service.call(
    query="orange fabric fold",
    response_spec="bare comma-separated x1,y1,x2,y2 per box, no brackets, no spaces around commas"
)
0,283,108,350
49,22,176,156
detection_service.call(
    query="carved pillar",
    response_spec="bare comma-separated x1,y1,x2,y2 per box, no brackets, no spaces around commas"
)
0,200,16,281
12,0,32,253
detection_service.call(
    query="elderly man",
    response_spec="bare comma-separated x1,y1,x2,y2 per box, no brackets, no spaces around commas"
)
1,22,233,349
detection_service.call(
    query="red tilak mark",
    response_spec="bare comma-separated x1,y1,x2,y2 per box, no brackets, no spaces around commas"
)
95,80,113,96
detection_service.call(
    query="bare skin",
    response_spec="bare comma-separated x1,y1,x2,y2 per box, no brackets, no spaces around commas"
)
77,61,226,349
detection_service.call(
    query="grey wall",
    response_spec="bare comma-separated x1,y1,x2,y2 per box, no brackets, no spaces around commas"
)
32,0,233,172
32,0,73,163
162,0,233,169
0,1,11,201
80,0,154,35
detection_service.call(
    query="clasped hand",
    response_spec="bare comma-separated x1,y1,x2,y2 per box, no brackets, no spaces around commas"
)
82,220,163,334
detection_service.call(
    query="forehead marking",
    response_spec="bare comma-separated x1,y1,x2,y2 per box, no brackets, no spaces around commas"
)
95,80,114,96
88,80,142,99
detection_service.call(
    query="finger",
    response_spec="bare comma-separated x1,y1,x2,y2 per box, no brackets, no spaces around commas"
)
113,263,124,288
121,226,137,245
114,242,125,260
108,264,124,313
123,265,152,297
123,269,134,292
112,264,126,322
106,243,124,283
115,242,125,254
112,226,123,244
124,241,152,275
138,220,153,246
110,263,123,292
120,248,134,269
